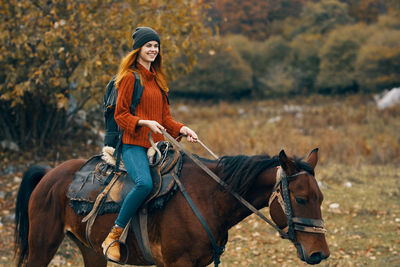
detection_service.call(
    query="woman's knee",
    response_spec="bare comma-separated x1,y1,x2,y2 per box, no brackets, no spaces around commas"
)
136,178,153,195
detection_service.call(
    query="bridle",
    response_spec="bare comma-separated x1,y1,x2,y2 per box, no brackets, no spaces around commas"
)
268,167,326,242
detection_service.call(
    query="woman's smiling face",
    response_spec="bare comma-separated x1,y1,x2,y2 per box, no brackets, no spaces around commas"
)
138,41,159,64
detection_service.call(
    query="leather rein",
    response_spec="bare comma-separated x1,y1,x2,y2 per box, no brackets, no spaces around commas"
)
160,130,326,243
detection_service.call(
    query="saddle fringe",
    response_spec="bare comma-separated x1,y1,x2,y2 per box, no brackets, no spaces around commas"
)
102,145,159,169
101,146,125,169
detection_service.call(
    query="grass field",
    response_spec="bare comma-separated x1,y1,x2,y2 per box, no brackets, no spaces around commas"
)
0,94,399,266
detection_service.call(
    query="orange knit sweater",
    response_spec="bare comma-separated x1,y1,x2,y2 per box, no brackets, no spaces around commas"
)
114,64,184,148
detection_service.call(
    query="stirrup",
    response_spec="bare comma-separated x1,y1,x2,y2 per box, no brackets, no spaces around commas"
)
104,239,129,265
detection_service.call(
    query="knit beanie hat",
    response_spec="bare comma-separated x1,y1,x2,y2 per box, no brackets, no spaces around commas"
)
132,27,161,50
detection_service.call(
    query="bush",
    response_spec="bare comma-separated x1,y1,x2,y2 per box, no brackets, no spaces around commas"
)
376,14,400,30
316,23,372,93
356,28,400,92
226,35,260,71
227,35,293,96
254,36,295,96
288,33,323,94
171,41,253,99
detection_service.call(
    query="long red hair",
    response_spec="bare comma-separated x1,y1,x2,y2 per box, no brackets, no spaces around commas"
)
115,47,169,92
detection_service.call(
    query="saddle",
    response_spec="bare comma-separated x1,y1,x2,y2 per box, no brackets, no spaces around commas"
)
66,140,184,264
66,141,182,216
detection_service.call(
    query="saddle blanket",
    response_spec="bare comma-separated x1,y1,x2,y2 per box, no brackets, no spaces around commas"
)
66,141,182,216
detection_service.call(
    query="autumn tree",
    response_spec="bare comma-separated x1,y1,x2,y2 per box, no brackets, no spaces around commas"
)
203,0,309,40
344,0,388,23
0,0,209,151
288,0,354,37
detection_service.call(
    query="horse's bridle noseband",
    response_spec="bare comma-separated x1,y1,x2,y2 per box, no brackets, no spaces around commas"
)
268,167,327,242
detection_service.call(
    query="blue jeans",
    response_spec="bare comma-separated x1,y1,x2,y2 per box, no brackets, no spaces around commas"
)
115,144,153,228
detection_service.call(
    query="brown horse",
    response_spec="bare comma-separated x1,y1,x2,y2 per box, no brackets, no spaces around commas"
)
14,148,329,267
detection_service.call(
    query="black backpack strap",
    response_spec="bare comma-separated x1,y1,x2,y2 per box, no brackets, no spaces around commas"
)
162,91,170,105
130,72,168,109
130,72,144,115
112,131,124,175
104,75,117,106
112,72,143,174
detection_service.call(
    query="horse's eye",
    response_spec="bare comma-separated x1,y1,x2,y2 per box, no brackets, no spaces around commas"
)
295,197,307,205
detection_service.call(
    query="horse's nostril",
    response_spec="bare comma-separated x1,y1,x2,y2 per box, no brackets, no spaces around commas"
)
308,252,323,264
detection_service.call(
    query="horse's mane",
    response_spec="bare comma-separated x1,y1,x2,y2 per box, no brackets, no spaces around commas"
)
216,154,314,195
216,154,279,195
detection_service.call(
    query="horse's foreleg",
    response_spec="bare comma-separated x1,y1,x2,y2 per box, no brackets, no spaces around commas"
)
67,232,107,267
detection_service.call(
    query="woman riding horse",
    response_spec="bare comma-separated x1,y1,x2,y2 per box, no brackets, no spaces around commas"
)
15,147,329,266
102,26,197,262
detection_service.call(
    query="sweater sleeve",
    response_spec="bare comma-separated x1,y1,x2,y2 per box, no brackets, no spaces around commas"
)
162,93,184,138
114,72,141,134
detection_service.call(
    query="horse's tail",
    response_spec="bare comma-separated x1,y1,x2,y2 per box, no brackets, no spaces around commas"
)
14,165,50,267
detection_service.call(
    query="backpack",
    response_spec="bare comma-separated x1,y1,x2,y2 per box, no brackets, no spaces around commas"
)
103,72,144,148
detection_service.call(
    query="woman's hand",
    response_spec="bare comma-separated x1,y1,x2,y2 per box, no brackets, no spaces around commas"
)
180,126,198,143
138,120,165,134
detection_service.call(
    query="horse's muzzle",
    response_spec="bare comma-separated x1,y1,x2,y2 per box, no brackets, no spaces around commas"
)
306,251,329,265
297,243,330,265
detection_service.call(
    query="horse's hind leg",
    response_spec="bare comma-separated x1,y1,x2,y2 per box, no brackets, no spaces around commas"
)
67,232,107,267
25,214,65,267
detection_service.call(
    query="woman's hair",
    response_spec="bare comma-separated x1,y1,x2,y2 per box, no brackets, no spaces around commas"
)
115,47,169,92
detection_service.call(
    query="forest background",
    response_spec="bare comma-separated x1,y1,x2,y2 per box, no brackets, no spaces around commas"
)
0,0,399,266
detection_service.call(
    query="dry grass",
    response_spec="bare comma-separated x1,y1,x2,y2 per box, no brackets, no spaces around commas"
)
1,94,399,266
173,94,400,165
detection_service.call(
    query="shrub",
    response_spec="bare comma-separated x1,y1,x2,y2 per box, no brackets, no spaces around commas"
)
288,33,323,94
226,35,261,70
227,35,294,96
316,23,372,93
255,36,295,96
376,14,400,30
356,29,400,92
171,41,253,99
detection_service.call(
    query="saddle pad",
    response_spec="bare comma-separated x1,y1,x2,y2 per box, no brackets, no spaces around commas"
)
66,145,182,216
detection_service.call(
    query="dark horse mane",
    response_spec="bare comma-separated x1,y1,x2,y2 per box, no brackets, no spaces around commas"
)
216,153,314,196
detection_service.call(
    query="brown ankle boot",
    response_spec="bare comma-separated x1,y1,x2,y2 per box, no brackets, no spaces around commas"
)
102,225,123,262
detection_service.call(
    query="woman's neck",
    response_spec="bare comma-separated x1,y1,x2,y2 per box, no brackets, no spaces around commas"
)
137,58,151,70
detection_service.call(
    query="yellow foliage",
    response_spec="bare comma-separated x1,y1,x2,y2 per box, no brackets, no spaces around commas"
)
1,0,210,106
0,0,211,148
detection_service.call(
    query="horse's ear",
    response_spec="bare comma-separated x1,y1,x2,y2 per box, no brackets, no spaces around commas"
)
306,148,319,169
279,150,297,175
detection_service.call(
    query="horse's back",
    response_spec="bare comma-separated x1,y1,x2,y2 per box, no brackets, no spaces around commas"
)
34,158,85,189
29,158,86,211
